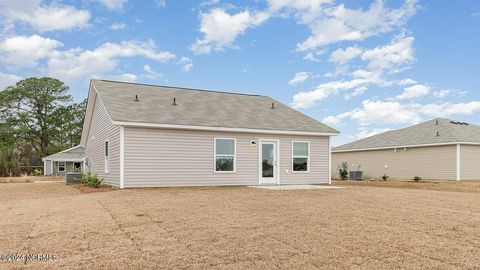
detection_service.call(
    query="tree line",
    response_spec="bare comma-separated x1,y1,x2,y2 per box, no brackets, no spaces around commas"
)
0,77,86,177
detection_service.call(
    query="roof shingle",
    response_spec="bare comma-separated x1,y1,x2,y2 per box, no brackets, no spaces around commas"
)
92,80,339,134
334,118,480,152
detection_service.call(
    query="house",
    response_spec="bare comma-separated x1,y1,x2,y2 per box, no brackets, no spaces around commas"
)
331,118,480,181
80,79,339,188
42,146,85,176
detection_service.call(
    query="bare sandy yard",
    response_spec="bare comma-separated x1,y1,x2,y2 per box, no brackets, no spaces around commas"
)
0,181,479,269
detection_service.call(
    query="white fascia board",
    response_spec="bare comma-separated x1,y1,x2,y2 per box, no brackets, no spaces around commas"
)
49,158,85,162
332,142,480,153
59,145,83,153
112,121,339,137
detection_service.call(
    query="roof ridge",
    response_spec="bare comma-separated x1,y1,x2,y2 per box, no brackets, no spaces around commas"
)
93,79,262,97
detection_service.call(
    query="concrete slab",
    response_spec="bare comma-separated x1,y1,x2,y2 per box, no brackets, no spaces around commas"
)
248,185,343,190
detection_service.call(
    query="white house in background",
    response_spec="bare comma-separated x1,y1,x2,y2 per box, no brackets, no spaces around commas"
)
80,79,339,188
42,146,85,176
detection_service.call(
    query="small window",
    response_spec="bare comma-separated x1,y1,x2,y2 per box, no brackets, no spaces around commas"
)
292,141,309,172
58,161,65,172
104,141,109,173
215,138,236,172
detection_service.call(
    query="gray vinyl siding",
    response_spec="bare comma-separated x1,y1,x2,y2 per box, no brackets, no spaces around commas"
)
460,144,480,180
124,127,330,187
84,94,120,187
332,145,457,180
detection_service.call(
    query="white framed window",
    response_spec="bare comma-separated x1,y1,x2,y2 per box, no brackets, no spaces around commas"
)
58,161,66,172
104,141,109,173
292,141,310,172
214,138,236,172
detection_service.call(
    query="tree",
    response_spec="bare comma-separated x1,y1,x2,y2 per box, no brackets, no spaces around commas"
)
1,77,71,160
50,99,87,152
0,77,87,176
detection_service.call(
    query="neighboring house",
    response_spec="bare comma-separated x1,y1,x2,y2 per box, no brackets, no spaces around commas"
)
42,146,85,176
80,79,339,188
332,118,480,181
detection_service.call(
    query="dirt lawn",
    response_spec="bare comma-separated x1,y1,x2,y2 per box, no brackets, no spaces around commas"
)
0,182,479,269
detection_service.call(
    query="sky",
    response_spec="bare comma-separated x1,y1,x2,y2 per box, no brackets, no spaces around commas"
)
0,0,479,146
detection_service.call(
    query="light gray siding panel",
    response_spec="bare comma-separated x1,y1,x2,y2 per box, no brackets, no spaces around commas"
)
124,127,330,187
84,94,120,187
44,160,52,176
460,145,480,180
332,145,457,180
279,138,330,184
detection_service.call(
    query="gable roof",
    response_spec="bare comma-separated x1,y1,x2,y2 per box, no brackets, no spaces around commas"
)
42,146,85,161
333,118,480,152
90,79,339,135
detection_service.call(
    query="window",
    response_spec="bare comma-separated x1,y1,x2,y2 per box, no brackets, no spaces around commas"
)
292,141,309,172
214,138,236,172
104,141,109,173
58,162,65,172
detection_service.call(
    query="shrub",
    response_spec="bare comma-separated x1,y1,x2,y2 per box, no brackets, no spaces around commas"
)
413,176,422,182
338,162,349,180
80,172,102,188
382,174,389,181
32,169,42,176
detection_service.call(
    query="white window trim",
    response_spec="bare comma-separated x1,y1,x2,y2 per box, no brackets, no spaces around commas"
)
292,141,310,173
214,137,236,173
58,161,66,172
104,140,109,173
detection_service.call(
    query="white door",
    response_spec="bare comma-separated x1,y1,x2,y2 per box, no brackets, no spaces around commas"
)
260,140,278,185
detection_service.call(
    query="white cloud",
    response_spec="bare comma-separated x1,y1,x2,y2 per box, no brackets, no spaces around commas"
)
292,78,371,109
361,35,414,72
190,8,269,54
351,99,421,126
356,127,392,139
289,72,311,85
110,73,137,82
344,86,367,100
110,22,127,30
143,64,163,79
396,84,430,100
47,39,175,83
154,0,166,8
324,99,480,128
398,78,416,85
0,72,22,90
432,89,450,99
330,46,362,64
93,0,128,11
303,50,325,62
295,0,419,51
179,56,193,72
322,111,353,126
471,12,480,18
0,35,63,68
0,0,90,32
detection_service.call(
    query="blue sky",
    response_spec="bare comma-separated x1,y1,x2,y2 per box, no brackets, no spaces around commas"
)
0,0,479,145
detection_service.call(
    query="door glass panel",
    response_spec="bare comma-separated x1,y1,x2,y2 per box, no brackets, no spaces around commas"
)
262,143,274,178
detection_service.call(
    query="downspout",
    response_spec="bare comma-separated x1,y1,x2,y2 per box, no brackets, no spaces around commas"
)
456,144,461,181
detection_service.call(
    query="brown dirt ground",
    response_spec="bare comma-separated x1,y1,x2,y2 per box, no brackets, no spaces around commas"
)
333,179,480,194
0,182,479,269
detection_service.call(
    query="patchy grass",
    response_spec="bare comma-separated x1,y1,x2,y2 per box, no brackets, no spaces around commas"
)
333,179,480,194
0,182,479,269
0,176,62,183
